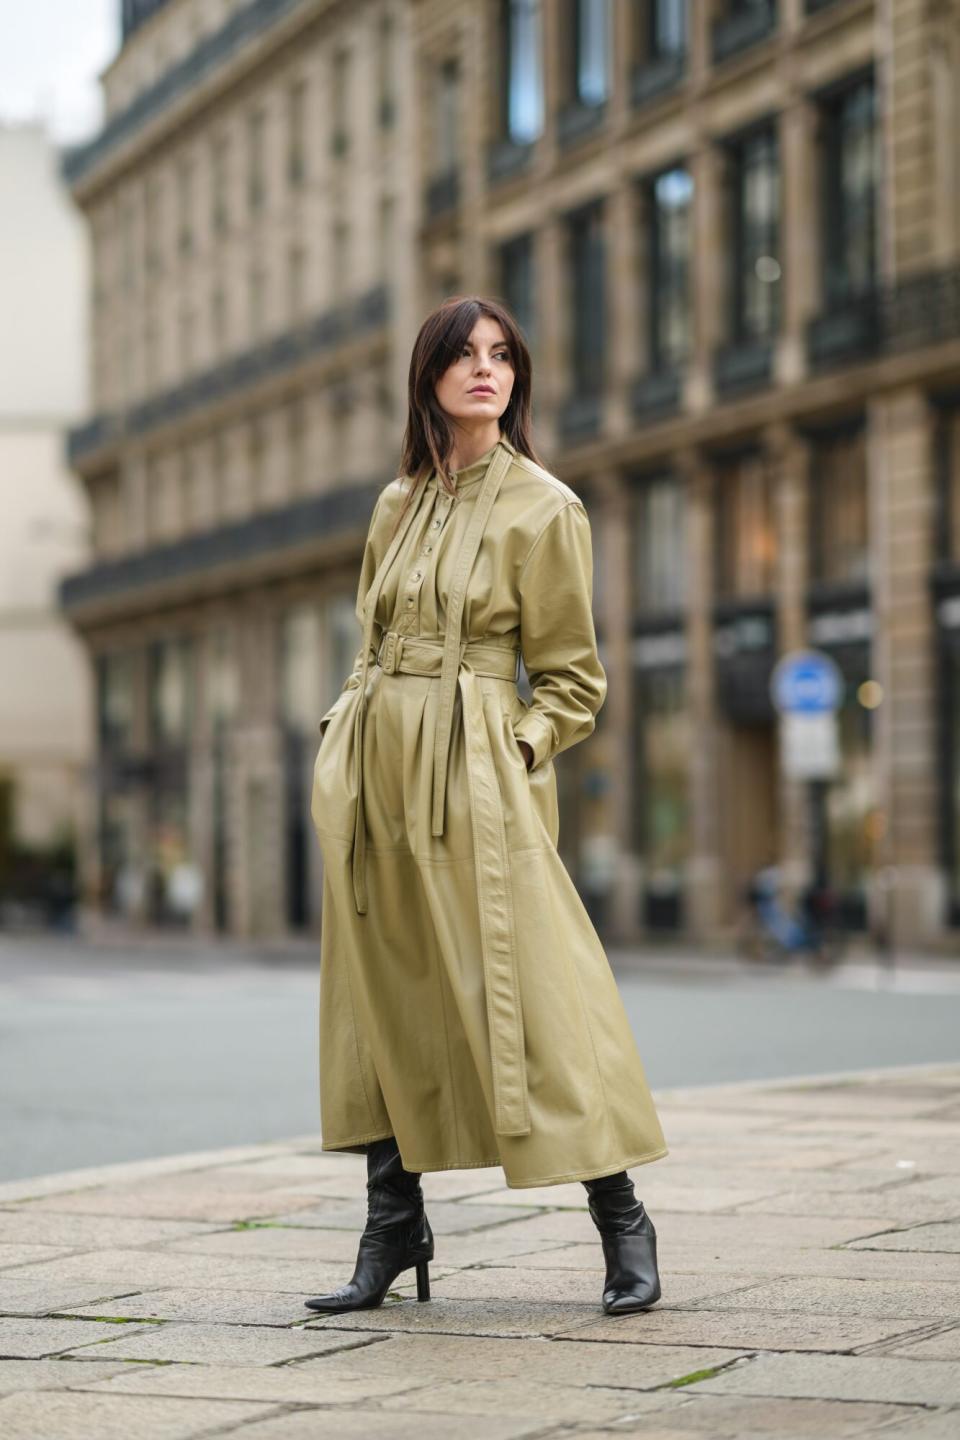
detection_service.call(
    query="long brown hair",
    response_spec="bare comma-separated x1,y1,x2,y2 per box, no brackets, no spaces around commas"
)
386,296,544,544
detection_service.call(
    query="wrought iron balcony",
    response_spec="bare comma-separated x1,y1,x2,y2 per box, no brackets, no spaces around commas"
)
60,478,383,614
713,336,774,396
425,169,460,219
630,368,683,421
557,388,602,440
487,137,535,187
712,1,778,65
557,98,607,150
630,51,686,109
67,284,390,463
63,0,303,186
807,265,960,371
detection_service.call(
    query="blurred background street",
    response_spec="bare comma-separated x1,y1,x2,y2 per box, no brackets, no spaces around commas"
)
2,0,960,1180
3,932,960,1184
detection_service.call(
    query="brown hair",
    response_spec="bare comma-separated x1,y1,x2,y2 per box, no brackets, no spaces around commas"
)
386,295,545,544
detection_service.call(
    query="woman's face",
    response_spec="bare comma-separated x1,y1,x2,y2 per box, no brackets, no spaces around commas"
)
434,316,515,428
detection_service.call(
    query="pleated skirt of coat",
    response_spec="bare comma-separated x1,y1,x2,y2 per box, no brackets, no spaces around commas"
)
311,663,668,1188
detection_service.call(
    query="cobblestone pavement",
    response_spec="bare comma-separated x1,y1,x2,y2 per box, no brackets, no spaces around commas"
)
1,1062,958,1438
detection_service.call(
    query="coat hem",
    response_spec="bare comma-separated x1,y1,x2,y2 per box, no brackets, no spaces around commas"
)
320,1133,670,1187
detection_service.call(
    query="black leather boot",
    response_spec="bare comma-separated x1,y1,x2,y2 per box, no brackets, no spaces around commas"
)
582,1170,660,1315
304,1136,433,1312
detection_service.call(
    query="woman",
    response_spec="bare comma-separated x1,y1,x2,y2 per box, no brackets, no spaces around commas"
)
306,296,667,1318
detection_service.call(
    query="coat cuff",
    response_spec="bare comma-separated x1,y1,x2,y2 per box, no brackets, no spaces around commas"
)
511,710,554,771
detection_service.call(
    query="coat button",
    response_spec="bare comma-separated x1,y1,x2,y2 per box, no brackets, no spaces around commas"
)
412,570,421,581
431,518,441,529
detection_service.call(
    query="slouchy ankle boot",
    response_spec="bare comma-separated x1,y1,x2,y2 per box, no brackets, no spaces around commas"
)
582,1170,660,1315
304,1137,433,1312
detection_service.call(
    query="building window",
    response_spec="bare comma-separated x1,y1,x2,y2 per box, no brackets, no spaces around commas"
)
332,221,349,303
176,153,193,256
500,0,544,143
287,397,306,494
248,267,265,342
435,58,460,176
635,474,687,614
649,165,693,372
144,173,162,275
713,0,777,64
729,124,781,342
498,232,535,345
331,48,350,155
945,410,960,563
810,426,869,586
211,285,227,354
280,605,321,733
323,593,362,710
568,201,606,395
247,109,265,213
633,666,690,928
149,638,192,748
287,79,307,188
248,418,264,505
820,72,879,305
287,245,306,324
648,0,687,57
377,11,396,128
97,651,135,751
570,0,609,105
715,451,777,599
210,134,229,236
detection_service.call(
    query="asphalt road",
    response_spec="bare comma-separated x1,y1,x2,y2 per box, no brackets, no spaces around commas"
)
1,934,958,1184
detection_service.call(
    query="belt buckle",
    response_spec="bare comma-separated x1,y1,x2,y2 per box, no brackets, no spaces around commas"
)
379,631,402,674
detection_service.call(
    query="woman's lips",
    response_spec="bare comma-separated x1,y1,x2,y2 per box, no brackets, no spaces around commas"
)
469,387,495,395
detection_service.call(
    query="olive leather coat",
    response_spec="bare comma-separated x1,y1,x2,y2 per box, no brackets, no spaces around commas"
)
311,434,667,1187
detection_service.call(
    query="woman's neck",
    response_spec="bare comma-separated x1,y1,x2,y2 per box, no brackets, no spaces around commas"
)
446,424,502,473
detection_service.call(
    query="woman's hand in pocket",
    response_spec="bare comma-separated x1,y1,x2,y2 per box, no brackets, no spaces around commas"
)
517,740,534,771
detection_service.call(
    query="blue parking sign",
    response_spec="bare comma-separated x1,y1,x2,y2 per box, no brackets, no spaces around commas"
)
771,649,843,715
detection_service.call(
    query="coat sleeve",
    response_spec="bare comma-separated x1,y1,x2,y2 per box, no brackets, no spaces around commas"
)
317,489,388,739
511,500,607,771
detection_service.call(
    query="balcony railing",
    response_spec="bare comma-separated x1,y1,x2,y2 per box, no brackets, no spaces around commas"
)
712,1,778,65
67,284,389,464
557,388,602,440
557,98,607,150
807,265,960,371
63,0,303,186
487,137,535,186
630,51,686,109
60,479,383,614
713,336,774,395
425,169,460,219
630,368,683,420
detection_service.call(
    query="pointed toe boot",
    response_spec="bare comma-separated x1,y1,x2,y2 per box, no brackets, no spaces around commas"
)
304,1137,433,1313
583,1170,661,1316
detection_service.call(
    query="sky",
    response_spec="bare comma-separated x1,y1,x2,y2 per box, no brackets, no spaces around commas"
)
0,1,119,145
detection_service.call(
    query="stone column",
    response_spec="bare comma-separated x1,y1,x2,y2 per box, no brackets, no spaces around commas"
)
779,94,819,385
688,143,726,415
868,386,942,947
768,420,812,892
682,450,722,939
231,598,286,938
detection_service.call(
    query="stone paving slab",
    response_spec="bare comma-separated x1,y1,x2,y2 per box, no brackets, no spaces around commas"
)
1,1061,958,1438
0,1389,281,1440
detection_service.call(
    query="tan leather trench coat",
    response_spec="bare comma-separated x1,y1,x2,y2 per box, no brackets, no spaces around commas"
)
311,434,667,1187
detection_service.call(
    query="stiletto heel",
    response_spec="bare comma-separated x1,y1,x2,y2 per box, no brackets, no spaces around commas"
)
415,1259,430,1301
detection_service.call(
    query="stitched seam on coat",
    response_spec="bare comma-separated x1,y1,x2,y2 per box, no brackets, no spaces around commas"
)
432,923,463,1160
510,453,582,505
516,499,581,590
563,924,615,1158
338,924,378,1130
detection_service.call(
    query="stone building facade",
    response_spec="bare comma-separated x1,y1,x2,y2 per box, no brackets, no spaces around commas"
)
62,0,960,950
